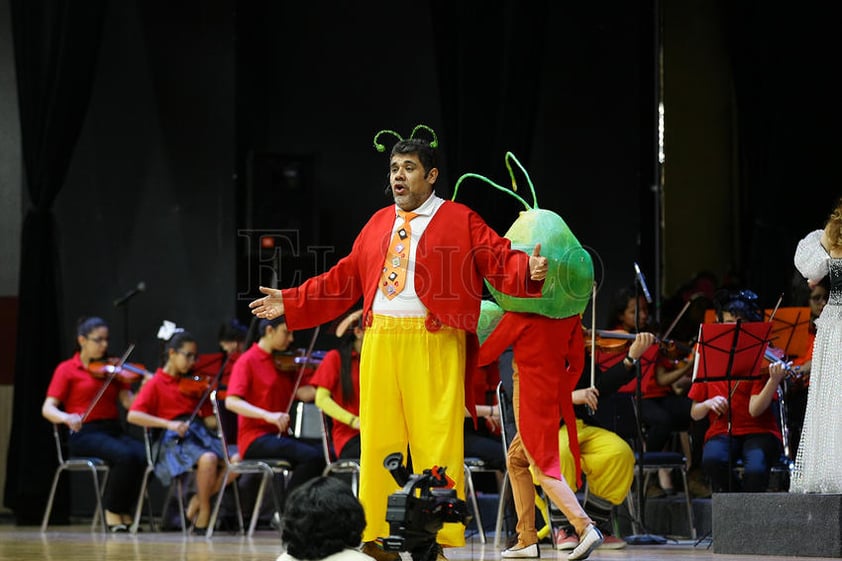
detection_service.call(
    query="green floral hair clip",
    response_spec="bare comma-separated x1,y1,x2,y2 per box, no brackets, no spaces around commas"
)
373,124,439,153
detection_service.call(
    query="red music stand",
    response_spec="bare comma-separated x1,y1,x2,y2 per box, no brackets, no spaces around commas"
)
692,321,772,384
691,320,773,493
763,307,812,359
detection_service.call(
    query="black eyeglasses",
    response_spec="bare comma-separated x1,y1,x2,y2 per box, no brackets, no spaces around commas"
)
87,336,108,344
177,350,198,360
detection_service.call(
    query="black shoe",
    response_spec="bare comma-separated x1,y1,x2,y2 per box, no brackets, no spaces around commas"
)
192,526,208,536
108,524,129,533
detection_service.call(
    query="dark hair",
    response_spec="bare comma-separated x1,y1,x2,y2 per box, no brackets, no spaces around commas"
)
605,286,636,329
714,289,763,322
792,271,830,306
815,276,831,293
281,476,365,559
789,269,812,306
244,315,288,347
258,315,286,336
337,325,360,404
218,318,247,343
161,331,197,366
77,316,107,338
391,138,438,178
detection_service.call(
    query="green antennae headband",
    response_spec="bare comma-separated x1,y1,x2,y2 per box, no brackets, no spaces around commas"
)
373,124,439,152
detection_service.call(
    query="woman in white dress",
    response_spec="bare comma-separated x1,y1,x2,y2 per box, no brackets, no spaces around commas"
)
791,199,842,493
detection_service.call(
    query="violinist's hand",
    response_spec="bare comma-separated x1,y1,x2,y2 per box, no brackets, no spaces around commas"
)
572,387,599,411
250,286,285,319
264,411,290,434
485,416,500,434
629,332,657,360
484,405,501,433
706,395,728,417
528,244,549,281
168,420,190,437
64,413,82,432
672,374,691,395
794,362,811,388
768,361,789,385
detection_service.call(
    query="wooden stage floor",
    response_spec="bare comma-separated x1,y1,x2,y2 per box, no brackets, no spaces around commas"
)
1,525,837,561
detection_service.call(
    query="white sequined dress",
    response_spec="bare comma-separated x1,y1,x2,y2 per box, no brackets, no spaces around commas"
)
790,229,842,493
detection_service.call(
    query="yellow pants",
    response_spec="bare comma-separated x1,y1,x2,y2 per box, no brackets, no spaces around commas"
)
559,419,635,506
359,315,466,547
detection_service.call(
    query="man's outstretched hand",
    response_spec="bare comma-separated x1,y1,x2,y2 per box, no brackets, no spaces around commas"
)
249,286,285,319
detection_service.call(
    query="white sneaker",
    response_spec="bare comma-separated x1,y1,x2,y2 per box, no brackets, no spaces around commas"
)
567,525,603,561
501,543,540,559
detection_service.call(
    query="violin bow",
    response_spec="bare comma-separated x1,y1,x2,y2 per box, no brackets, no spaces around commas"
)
768,293,784,323
764,293,798,378
660,300,691,343
80,343,135,424
585,283,597,416
763,293,785,357
182,353,230,431
286,325,321,414
589,282,597,390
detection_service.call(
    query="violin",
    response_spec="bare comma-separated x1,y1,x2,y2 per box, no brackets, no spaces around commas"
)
178,372,214,399
585,328,695,360
80,344,140,424
178,354,232,430
272,351,300,372
272,349,325,372
193,352,236,399
586,329,633,354
87,358,153,383
658,338,696,361
763,346,802,380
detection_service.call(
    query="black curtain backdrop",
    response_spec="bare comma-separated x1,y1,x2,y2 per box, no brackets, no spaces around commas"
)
5,0,107,524
431,0,549,235
723,0,840,306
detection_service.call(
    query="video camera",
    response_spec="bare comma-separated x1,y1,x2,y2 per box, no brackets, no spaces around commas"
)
382,452,470,561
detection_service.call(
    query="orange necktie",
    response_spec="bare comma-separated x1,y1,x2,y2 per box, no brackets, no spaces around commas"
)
380,210,418,299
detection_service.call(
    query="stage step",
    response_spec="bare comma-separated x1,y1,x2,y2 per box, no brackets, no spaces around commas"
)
713,492,842,557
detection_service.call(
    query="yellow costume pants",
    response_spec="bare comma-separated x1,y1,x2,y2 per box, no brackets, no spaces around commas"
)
359,315,466,547
559,419,635,506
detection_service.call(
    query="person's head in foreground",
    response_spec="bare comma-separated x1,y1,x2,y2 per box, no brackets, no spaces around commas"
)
281,476,366,560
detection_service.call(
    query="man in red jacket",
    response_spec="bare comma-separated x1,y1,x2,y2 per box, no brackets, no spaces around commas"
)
251,133,548,560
